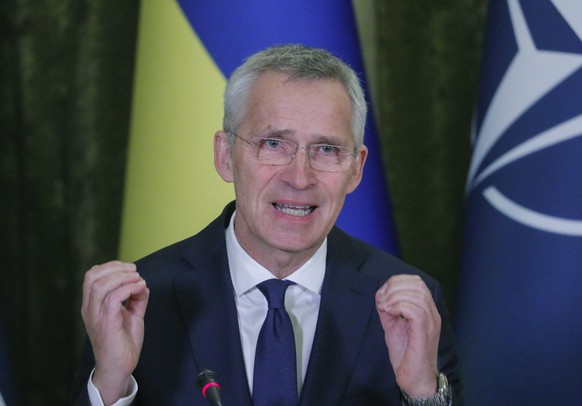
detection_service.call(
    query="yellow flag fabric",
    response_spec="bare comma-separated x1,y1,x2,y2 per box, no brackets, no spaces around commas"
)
119,0,233,261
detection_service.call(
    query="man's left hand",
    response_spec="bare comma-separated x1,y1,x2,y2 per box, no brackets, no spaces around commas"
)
375,275,441,398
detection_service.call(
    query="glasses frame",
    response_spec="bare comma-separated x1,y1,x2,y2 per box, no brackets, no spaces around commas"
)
230,132,358,172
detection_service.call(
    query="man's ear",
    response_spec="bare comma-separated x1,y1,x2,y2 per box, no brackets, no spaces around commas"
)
346,145,368,194
214,131,234,182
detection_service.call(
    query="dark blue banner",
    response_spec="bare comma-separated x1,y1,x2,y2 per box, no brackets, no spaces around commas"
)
176,0,398,254
455,1,582,404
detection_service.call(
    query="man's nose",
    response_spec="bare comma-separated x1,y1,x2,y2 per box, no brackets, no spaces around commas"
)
282,147,315,188
290,146,315,169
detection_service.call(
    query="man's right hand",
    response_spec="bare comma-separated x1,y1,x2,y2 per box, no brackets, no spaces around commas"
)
81,261,150,405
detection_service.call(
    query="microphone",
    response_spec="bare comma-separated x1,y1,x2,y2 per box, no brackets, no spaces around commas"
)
197,369,223,406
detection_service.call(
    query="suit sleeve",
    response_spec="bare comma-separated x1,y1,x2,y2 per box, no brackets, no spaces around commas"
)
71,337,95,406
431,281,463,405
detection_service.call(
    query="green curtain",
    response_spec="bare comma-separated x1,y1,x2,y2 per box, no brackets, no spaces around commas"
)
0,1,485,403
0,0,140,403
375,0,486,310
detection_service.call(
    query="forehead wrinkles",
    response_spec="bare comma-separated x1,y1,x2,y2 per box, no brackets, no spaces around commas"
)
237,73,353,151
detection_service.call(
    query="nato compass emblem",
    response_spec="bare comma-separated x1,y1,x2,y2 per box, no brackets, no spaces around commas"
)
467,0,582,237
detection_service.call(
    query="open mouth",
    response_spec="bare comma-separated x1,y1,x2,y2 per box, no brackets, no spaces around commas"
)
273,203,316,217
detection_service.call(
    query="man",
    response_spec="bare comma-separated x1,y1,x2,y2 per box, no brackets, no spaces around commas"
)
74,44,461,405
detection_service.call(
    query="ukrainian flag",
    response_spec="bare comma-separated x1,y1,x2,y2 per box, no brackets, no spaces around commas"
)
120,0,398,260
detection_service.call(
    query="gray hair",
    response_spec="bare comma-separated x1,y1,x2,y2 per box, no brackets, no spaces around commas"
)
223,44,368,146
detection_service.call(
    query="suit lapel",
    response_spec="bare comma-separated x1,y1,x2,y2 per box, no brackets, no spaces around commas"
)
300,229,381,404
172,204,253,405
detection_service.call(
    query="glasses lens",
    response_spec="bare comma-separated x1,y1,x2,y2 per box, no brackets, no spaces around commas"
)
256,138,293,165
310,145,354,171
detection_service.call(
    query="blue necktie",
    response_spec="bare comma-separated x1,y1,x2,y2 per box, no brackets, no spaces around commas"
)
253,279,298,406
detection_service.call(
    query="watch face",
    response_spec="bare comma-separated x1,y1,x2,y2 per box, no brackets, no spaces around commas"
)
438,373,452,401
402,373,451,405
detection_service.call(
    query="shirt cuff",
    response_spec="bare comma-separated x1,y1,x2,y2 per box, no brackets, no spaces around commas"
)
87,368,137,406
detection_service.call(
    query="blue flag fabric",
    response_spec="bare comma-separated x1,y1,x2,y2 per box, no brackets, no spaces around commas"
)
176,0,398,254
455,1,582,404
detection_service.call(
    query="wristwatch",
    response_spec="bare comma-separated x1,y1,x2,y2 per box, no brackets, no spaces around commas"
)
401,372,451,406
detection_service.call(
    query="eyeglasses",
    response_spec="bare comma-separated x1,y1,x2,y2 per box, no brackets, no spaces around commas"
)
231,132,358,172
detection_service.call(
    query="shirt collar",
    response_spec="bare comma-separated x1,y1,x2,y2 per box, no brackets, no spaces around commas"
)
225,211,326,297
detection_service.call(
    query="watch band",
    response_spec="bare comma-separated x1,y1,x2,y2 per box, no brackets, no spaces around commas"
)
401,372,452,406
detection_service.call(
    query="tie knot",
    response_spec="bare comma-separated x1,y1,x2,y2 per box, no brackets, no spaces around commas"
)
257,279,294,309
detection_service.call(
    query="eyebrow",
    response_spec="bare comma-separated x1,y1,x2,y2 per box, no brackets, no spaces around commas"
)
259,128,294,139
259,129,348,146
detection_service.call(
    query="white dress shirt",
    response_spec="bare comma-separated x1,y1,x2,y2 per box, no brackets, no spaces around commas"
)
87,211,326,405
225,211,325,393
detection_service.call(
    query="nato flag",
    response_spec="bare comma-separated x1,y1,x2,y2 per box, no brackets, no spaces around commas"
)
455,1,582,405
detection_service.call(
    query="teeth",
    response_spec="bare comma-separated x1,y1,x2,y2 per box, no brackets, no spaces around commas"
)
275,203,314,217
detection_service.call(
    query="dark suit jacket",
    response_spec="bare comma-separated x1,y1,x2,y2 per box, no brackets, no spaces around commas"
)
74,202,462,405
